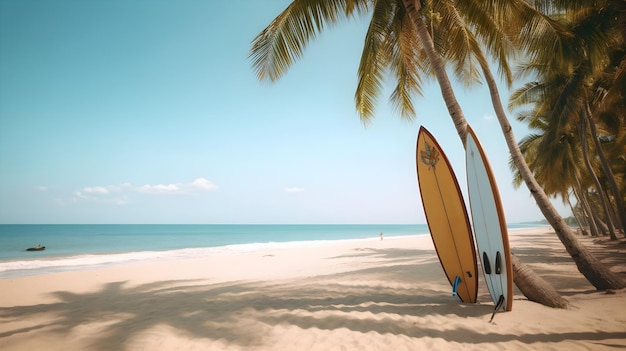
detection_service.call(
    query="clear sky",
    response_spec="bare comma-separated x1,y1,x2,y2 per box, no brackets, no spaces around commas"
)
0,0,570,224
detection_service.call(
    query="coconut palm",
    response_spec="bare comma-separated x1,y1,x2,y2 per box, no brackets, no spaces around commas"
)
509,86,611,238
437,0,624,290
525,0,626,234
509,97,621,239
509,70,620,240
250,0,624,295
510,2,626,236
590,48,626,234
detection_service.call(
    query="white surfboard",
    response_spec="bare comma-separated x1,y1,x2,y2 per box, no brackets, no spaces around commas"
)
465,125,513,313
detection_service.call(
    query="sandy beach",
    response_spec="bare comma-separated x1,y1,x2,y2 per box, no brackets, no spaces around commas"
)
1,228,625,350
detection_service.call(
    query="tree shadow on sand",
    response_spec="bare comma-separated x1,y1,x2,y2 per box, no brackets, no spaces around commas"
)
510,232,626,295
1,244,625,349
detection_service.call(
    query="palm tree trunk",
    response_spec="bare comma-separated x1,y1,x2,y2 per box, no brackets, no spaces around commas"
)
511,254,568,308
593,210,610,236
575,178,601,237
401,0,468,145
585,106,626,233
566,191,585,233
580,111,618,240
477,38,624,289
604,188,623,233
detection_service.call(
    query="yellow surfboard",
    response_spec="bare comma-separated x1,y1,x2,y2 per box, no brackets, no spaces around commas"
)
416,127,478,303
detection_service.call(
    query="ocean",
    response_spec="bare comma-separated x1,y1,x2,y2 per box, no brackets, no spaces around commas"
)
0,223,543,278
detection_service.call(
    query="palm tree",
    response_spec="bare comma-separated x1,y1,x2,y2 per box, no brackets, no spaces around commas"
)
250,0,624,296
509,85,611,238
581,105,619,239
526,0,626,235
509,69,620,240
590,47,626,234
510,2,626,236
471,9,624,289
572,184,601,237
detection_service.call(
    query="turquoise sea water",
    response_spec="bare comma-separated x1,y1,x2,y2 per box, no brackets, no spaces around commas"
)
0,223,543,278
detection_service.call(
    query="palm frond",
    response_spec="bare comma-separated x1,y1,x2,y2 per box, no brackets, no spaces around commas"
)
453,0,515,86
387,3,424,121
434,1,480,87
354,0,394,122
249,0,370,83
548,65,586,136
508,81,545,110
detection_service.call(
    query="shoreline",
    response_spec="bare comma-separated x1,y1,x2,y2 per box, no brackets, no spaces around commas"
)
1,227,625,350
0,233,432,279
0,225,552,279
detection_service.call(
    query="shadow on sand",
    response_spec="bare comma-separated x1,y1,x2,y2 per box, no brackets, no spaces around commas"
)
1,237,625,350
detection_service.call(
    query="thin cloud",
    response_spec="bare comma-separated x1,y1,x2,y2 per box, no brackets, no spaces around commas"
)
284,187,305,193
64,178,216,205
191,177,217,190
83,186,110,194
483,114,494,121
137,183,180,194
72,189,130,206
136,177,217,195
69,191,131,206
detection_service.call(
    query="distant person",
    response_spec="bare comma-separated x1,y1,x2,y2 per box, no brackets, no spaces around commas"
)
380,232,384,240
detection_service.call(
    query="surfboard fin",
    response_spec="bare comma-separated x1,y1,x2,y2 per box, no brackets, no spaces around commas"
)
489,295,506,323
482,252,491,274
452,276,462,297
495,251,502,274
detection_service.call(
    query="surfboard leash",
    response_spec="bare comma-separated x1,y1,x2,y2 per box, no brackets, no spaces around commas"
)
452,276,462,297
489,295,506,323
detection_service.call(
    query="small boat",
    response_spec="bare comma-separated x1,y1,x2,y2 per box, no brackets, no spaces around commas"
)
26,245,45,251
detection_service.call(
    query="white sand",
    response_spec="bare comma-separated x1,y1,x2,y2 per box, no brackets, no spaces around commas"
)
1,228,625,350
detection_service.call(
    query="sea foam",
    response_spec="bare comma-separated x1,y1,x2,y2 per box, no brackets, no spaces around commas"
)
0,235,414,278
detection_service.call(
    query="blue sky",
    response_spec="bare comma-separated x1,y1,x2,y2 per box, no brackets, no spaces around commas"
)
0,0,570,224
